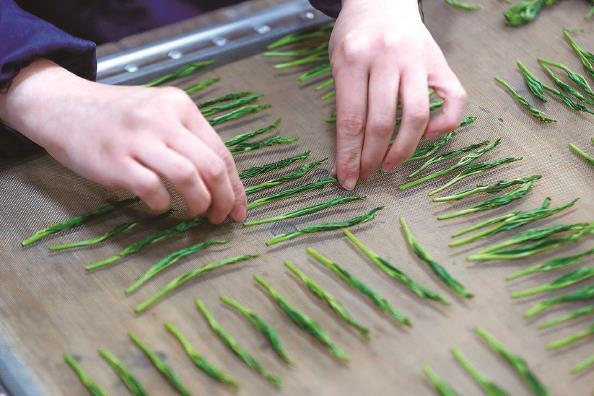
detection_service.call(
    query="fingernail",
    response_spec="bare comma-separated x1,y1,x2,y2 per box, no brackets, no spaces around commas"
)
234,205,247,222
331,166,337,177
382,162,394,173
342,176,356,190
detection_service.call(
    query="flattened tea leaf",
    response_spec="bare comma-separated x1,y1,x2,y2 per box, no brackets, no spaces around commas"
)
451,348,509,396
134,255,257,313
307,247,411,326
254,275,350,361
128,332,190,396
538,58,594,99
201,94,263,117
423,366,462,396
428,157,522,196
445,0,481,11
209,104,271,126
145,60,214,87
49,210,172,251
245,159,327,195
244,196,365,227
284,260,370,338
220,296,293,364
266,23,333,49
408,140,489,178
517,60,548,101
165,322,239,388
400,218,473,299
537,306,594,330
495,76,556,123
86,217,206,271
572,353,594,374
224,118,281,147
507,247,594,280
409,115,477,162
98,349,148,396
512,267,594,298
246,177,336,210
563,30,594,80
196,298,282,388
450,197,576,248
239,151,310,179
475,327,549,396
64,354,107,396
399,139,501,190
343,229,449,305
299,62,332,82
547,323,594,351
125,239,229,295
433,175,541,203
524,284,594,319
569,143,594,165
198,91,252,108
265,207,383,246
437,180,535,221
469,222,594,262
539,61,593,104
22,197,139,246
230,136,298,154
184,77,220,94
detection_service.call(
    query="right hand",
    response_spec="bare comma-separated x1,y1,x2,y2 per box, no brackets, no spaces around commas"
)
0,59,246,224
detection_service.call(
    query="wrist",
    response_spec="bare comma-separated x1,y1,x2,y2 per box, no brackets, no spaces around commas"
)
0,59,90,146
341,0,420,13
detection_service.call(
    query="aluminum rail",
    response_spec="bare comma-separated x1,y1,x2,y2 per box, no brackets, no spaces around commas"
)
97,0,330,85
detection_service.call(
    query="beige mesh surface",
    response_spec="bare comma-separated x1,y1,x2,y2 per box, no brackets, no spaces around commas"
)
1,1,593,395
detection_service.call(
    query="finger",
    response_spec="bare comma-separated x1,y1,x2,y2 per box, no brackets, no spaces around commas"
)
425,64,467,139
182,113,247,222
119,158,171,212
133,143,213,218
360,60,399,180
383,68,429,171
333,63,369,190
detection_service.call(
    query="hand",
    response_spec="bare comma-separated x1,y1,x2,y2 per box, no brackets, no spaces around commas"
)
0,59,247,223
329,0,467,189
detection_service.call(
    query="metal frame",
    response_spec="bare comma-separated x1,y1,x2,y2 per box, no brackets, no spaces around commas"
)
97,0,330,85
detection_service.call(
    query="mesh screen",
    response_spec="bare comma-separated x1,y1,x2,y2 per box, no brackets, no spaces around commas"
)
0,1,593,394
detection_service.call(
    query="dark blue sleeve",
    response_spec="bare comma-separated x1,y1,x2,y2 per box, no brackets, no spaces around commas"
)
309,0,341,18
0,0,97,90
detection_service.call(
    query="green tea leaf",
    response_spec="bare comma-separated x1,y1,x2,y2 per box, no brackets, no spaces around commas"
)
451,348,509,396
98,349,148,396
64,354,107,396
307,247,411,326
400,217,473,299
255,275,349,361
265,207,383,246
495,76,556,123
196,298,282,387
220,295,293,364
128,332,190,396
22,197,139,246
145,60,215,87
165,322,239,388
134,255,257,313
284,260,370,338
125,239,229,295
343,229,449,305
475,327,549,396
244,196,365,227
423,366,462,396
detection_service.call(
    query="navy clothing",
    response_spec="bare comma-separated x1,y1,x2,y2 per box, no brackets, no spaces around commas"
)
0,0,340,89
